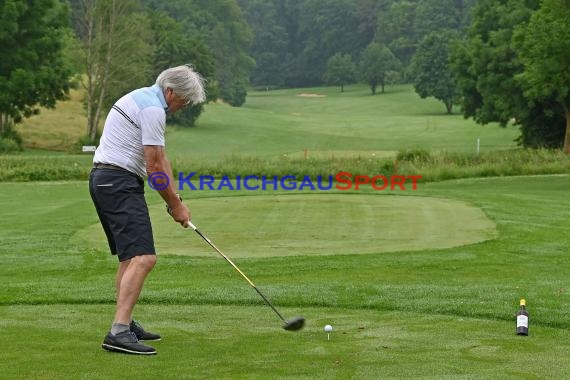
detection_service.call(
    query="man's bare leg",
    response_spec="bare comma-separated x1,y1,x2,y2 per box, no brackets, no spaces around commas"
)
102,255,158,355
113,255,157,325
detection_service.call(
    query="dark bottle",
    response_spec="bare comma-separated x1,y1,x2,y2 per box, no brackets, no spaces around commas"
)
516,299,529,336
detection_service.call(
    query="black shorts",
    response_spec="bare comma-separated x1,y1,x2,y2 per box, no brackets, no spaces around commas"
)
89,167,155,262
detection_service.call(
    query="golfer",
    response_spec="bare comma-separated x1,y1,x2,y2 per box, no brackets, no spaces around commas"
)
89,65,206,355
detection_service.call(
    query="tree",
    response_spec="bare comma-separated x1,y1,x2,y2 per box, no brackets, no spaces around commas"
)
144,0,254,106
193,0,254,106
450,0,566,149
0,0,73,134
323,53,356,92
515,0,570,152
450,0,525,125
415,0,461,37
410,30,461,114
456,0,479,30
375,0,477,80
359,42,400,94
296,0,375,87
238,0,288,87
148,11,216,126
77,0,153,142
376,0,418,68
239,0,381,88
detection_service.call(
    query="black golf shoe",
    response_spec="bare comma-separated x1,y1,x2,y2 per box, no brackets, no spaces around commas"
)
130,320,161,341
102,331,157,355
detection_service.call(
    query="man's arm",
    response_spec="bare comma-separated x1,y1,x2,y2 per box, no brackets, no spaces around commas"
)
144,145,189,226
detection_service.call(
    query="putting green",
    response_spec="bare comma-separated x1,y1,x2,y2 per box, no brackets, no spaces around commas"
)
74,194,497,257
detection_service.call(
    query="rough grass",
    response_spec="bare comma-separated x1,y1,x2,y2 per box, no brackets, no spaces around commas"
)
1,149,568,182
16,88,88,151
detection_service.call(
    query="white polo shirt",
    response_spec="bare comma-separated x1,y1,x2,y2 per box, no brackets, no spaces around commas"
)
94,84,168,178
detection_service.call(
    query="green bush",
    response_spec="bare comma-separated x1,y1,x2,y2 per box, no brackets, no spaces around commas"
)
0,136,23,154
396,147,431,163
0,125,23,154
0,155,92,181
168,104,205,127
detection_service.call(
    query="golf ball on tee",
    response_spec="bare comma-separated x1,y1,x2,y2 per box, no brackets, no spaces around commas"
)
324,324,333,332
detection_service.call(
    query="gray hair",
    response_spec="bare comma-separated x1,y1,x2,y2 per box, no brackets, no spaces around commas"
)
155,65,206,105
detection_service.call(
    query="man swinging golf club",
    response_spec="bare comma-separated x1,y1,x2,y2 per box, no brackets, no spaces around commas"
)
89,65,206,355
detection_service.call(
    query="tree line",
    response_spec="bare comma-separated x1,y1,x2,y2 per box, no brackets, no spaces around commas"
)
0,0,568,152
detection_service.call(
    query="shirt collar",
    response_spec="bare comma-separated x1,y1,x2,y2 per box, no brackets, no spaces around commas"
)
150,84,168,111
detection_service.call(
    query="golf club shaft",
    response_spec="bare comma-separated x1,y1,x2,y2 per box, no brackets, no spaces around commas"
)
187,221,287,323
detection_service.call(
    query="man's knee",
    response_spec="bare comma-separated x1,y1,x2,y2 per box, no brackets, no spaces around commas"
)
133,254,157,271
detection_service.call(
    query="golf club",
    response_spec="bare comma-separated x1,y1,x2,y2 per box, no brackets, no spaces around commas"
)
185,220,305,331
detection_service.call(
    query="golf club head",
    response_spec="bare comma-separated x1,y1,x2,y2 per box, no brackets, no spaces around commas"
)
283,316,305,331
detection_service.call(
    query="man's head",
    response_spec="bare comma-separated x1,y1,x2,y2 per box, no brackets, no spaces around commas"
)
156,65,206,113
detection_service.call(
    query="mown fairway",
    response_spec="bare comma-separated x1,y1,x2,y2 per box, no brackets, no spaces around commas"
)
18,84,519,157
167,85,519,161
2,174,570,378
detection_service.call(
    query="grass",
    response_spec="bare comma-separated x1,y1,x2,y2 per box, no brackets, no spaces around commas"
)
8,83,567,183
16,88,88,151
15,84,519,157
73,193,497,258
4,82,570,378
167,84,519,161
2,148,570,183
4,305,570,379
1,175,570,378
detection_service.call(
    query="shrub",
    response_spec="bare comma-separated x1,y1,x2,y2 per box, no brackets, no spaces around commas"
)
396,148,431,163
0,125,23,154
0,136,23,153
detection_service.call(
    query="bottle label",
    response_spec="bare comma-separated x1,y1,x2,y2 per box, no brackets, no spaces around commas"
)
517,315,528,328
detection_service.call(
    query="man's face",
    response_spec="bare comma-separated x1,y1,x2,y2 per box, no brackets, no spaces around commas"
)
166,88,190,114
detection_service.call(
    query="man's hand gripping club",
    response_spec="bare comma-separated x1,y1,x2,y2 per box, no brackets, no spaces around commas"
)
166,193,190,227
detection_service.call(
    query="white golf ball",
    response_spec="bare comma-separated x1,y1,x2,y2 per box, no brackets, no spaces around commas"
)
324,324,333,332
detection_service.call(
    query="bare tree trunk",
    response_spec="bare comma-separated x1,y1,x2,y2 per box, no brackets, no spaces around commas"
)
81,0,99,141
79,0,149,142
86,2,95,140
0,114,11,134
91,0,118,142
446,100,453,114
564,105,570,154
81,0,125,142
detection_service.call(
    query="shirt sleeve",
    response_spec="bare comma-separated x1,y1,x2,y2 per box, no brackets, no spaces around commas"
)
140,106,166,146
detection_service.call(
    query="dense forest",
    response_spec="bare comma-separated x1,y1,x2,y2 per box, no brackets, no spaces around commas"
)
238,0,476,88
0,0,568,151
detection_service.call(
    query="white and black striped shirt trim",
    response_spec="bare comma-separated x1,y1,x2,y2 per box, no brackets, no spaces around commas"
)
112,105,139,129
